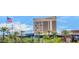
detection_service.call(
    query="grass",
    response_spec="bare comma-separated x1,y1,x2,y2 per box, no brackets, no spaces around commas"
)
0,36,79,43
22,37,43,43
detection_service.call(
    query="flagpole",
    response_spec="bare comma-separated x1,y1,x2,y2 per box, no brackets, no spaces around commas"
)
12,23,13,34
6,17,9,36
11,18,13,34
7,17,13,34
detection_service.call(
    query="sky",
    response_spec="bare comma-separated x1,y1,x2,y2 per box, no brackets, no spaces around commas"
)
0,16,79,33
0,16,48,34
56,16,79,32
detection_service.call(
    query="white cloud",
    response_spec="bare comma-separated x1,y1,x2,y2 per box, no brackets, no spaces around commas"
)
0,22,33,33
0,23,7,27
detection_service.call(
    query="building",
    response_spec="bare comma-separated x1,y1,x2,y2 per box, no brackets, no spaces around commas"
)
70,30,79,35
33,16,56,35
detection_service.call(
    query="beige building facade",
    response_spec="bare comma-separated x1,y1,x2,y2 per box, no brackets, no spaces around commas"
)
33,16,56,35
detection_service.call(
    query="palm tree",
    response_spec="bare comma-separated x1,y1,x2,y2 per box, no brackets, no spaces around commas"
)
6,29,10,37
0,27,8,42
48,30,51,38
20,31,25,42
62,30,70,42
37,32,41,43
13,31,19,42
52,32,57,38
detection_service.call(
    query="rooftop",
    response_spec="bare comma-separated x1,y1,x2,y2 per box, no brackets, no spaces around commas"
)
33,16,56,21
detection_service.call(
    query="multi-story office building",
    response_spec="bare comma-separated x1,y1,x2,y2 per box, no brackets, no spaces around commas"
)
33,16,56,35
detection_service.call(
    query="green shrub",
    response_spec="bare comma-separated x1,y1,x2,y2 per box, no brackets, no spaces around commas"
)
43,35,62,43
22,38,33,43
3,36,14,43
52,37,62,43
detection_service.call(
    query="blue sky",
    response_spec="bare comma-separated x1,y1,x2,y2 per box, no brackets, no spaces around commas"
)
0,16,48,25
57,16,79,32
0,16,79,33
0,16,48,33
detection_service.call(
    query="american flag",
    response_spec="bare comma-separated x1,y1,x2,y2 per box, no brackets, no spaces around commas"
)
7,17,13,23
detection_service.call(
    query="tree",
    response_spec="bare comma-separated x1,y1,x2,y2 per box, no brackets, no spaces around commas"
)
62,30,70,42
37,32,41,43
20,31,25,42
48,30,51,37
6,29,10,37
52,32,57,38
13,31,19,42
43,35,50,43
0,27,8,42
